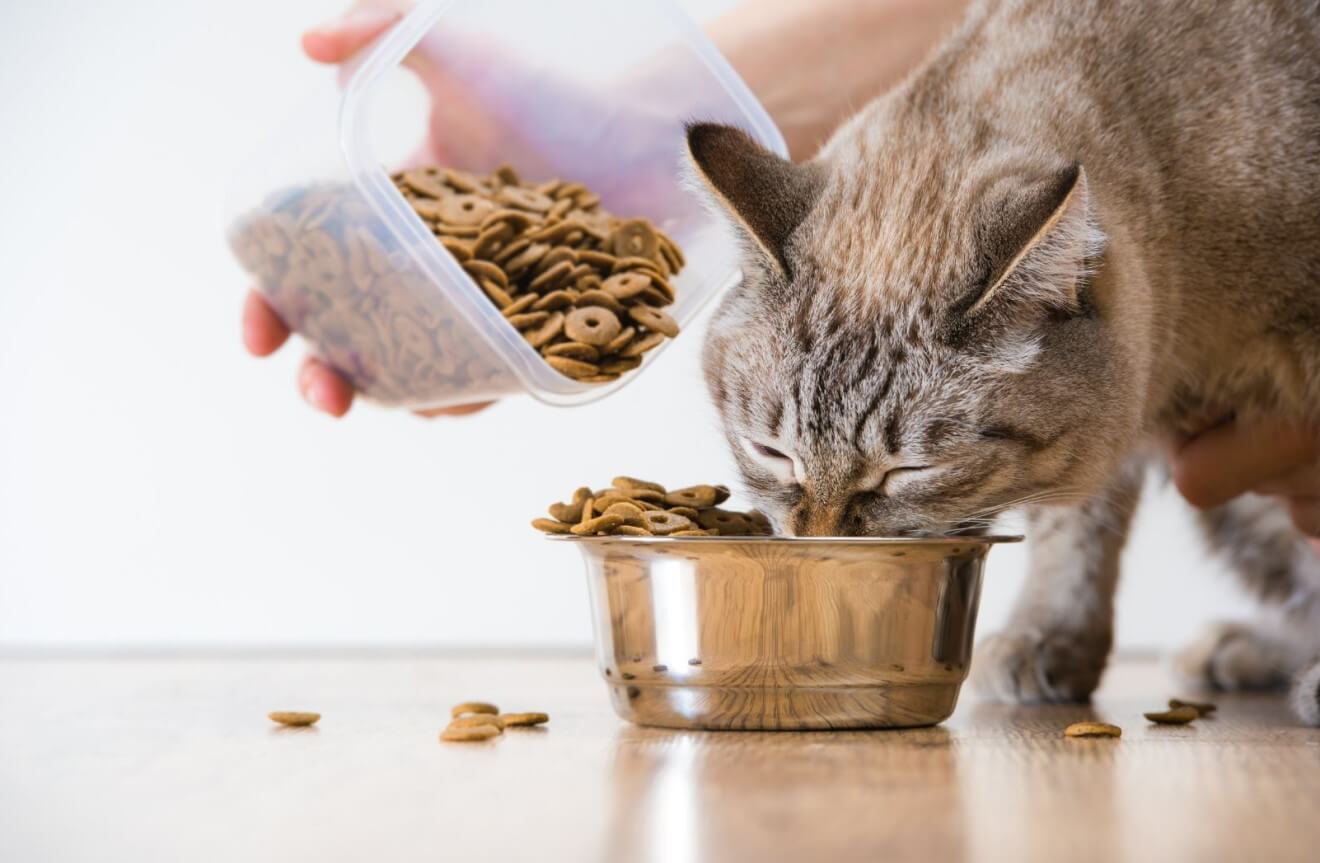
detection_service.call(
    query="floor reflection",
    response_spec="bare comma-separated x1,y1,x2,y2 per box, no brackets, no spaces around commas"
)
951,693,1320,863
954,701,1120,863
602,724,966,863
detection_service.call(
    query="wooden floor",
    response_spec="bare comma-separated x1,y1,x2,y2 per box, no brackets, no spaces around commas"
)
1,653,1316,863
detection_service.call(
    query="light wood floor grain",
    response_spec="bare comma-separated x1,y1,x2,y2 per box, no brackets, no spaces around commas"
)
0,653,1316,863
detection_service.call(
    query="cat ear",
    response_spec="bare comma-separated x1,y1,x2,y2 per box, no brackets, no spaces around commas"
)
964,163,1102,319
685,122,822,276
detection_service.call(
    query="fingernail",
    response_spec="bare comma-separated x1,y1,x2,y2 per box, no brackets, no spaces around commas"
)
298,364,317,399
307,377,338,414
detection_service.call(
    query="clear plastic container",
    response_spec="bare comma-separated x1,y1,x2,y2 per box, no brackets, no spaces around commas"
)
227,0,785,409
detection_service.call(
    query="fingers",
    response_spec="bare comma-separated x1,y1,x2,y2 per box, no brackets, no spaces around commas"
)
247,288,490,420
1171,417,1320,510
301,8,401,64
298,357,354,418
244,291,351,416
1251,462,1320,498
242,290,290,357
414,402,494,418
294,367,490,419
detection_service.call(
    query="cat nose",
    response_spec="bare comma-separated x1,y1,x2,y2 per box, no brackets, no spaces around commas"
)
796,503,848,537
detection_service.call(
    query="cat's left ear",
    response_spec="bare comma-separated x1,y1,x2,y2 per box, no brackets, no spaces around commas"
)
685,122,823,277
962,163,1102,321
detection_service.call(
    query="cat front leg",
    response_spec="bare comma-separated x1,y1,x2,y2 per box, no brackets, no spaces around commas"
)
1178,496,1320,724
970,460,1145,703
1178,608,1320,726
1292,658,1320,726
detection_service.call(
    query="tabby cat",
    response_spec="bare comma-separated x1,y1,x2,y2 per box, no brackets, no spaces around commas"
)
687,0,1320,723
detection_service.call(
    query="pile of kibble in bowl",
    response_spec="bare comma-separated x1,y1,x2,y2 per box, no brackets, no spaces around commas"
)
532,477,774,537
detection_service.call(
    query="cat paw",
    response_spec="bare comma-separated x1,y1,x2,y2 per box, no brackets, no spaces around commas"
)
970,628,1109,703
1289,660,1320,726
1174,622,1289,691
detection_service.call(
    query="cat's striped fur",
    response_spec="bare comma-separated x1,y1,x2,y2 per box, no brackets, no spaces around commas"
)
689,0,1320,723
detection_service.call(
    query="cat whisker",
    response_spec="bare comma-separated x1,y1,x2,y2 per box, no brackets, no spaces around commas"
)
962,487,1094,519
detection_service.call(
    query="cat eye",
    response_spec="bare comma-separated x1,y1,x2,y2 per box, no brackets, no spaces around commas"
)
879,465,935,494
752,442,791,461
743,439,800,485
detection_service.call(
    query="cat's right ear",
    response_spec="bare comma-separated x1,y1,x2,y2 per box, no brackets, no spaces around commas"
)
685,122,822,277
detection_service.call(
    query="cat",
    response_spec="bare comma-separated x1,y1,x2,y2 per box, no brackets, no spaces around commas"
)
686,0,1320,724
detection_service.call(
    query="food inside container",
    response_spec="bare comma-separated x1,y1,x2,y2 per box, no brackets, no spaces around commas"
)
230,163,688,398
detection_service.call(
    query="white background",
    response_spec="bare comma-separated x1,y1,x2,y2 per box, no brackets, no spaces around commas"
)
0,0,1252,651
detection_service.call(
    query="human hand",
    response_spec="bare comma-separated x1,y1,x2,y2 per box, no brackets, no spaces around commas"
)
241,289,489,418
708,0,968,158
242,3,492,419
1170,414,1320,554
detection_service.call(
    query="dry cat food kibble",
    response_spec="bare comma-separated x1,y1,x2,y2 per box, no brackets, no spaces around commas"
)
450,714,506,730
268,711,321,727
499,712,550,727
392,165,685,385
1063,721,1122,738
230,184,514,406
531,477,775,537
441,724,501,743
1144,706,1200,725
1168,698,1216,716
229,166,687,406
441,701,549,743
450,701,499,718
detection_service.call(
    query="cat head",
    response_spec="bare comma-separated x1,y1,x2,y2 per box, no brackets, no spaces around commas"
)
687,121,1136,536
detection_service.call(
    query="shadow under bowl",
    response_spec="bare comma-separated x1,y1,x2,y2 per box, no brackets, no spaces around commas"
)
552,534,1021,731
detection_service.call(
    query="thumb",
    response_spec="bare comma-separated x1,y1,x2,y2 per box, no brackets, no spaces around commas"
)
301,8,401,65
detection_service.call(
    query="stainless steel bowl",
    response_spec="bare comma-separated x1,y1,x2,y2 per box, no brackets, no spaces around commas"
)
555,535,1021,731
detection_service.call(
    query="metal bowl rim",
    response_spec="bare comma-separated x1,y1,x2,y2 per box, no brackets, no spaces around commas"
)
547,534,1023,546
